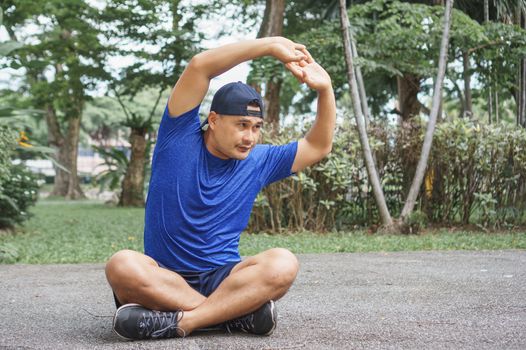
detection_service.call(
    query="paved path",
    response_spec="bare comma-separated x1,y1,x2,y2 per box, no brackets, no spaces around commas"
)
1,251,525,349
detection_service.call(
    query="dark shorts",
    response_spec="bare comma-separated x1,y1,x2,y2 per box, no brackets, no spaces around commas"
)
113,260,240,308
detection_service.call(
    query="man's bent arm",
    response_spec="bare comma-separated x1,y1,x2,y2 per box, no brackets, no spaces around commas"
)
168,37,307,117
287,53,336,173
291,87,336,173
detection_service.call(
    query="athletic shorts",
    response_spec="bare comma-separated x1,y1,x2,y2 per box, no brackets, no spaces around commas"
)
113,260,239,308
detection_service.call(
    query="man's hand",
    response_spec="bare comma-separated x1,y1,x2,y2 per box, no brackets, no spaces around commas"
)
285,49,332,92
267,37,308,64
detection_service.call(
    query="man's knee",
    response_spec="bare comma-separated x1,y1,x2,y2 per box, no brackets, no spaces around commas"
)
105,250,151,292
261,248,299,291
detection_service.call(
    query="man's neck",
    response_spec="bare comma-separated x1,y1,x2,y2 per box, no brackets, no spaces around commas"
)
203,129,230,160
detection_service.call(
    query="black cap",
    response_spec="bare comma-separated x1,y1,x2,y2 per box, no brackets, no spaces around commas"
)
202,82,264,127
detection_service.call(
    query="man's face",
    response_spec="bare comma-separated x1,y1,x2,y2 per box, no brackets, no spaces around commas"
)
208,107,263,160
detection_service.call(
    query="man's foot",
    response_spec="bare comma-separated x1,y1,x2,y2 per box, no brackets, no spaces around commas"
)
224,300,277,336
112,303,185,340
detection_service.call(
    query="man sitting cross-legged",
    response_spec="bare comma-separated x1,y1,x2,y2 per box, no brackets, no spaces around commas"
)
105,36,336,340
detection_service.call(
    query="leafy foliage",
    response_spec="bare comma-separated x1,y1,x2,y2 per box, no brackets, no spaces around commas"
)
0,7,42,229
428,119,526,228
92,141,152,198
249,115,526,232
0,115,44,232
0,126,16,185
92,146,129,193
0,164,39,229
292,0,526,120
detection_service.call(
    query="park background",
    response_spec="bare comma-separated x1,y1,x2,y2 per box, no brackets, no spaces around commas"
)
0,0,525,264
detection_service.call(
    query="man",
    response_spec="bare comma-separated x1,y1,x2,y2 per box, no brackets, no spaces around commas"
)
105,36,335,340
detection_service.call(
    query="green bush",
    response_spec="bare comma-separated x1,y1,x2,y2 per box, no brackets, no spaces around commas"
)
0,126,16,185
0,164,40,229
248,117,526,232
403,210,428,234
423,120,525,226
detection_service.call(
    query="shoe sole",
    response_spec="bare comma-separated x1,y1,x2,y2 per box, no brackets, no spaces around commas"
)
263,300,277,336
112,303,143,341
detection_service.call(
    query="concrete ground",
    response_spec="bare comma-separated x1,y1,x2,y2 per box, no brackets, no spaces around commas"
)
1,250,525,350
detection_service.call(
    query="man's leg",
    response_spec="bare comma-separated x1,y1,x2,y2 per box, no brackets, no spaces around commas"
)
106,247,299,337
105,249,205,311
177,247,299,335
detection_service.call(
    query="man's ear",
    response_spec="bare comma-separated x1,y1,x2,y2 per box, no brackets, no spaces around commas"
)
208,111,219,130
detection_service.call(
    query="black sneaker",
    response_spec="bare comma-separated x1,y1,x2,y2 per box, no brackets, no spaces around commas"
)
112,303,185,340
224,300,277,336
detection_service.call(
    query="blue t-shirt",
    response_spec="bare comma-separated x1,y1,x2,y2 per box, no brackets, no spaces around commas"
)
144,104,298,272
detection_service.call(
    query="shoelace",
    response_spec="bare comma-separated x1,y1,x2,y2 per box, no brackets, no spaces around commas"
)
225,314,254,334
137,310,186,338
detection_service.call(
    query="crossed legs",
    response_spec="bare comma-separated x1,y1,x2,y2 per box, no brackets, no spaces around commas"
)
105,248,299,335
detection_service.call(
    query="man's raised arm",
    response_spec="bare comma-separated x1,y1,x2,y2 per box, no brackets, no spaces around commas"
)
167,37,307,117
286,50,336,173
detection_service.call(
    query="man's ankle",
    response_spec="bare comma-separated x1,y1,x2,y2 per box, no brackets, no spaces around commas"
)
177,312,194,336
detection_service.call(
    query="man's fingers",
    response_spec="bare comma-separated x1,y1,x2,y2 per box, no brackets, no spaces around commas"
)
290,49,307,62
285,62,301,76
285,62,305,82
301,48,315,64
294,42,306,50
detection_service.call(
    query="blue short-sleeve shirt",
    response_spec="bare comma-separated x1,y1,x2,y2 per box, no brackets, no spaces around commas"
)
144,104,298,272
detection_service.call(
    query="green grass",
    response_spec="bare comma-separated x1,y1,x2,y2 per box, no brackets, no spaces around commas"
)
1,201,525,264
0,200,145,264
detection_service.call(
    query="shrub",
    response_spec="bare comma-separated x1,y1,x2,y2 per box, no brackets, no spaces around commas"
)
0,164,40,229
248,117,526,232
0,126,16,185
428,120,526,228
402,210,428,234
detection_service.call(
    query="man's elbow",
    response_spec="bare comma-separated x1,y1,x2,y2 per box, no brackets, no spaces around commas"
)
188,52,216,79
318,144,332,160
323,142,333,156
188,53,205,70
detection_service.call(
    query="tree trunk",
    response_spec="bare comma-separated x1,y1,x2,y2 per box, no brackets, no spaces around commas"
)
265,80,283,133
257,0,285,135
45,100,82,199
397,74,422,121
397,73,423,198
483,0,492,124
45,103,64,151
65,115,84,199
47,60,84,199
495,81,499,123
451,78,465,117
50,115,84,199
401,0,454,218
351,34,370,128
257,0,286,229
521,58,526,127
51,154,69,196
44,83,65,196
462,51,473,118
172,0,182,31
338,0,393,228
519,8,526,128
120,127,147,207
488,84,493,124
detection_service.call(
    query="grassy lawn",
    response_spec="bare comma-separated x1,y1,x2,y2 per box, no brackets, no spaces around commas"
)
1,201,525,264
